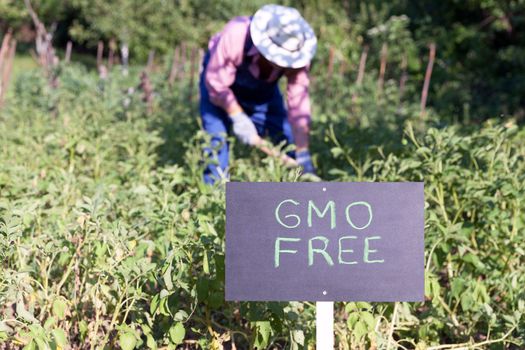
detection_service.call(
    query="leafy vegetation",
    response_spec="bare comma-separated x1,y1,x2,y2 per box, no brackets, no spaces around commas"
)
0,52,523,349
1,0,525,119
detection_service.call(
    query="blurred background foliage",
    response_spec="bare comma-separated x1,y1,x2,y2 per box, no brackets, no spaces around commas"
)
1,0,524,121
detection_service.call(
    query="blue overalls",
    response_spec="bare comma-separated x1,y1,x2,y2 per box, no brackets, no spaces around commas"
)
199,33,294,184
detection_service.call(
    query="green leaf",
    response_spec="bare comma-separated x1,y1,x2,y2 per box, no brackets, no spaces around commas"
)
79,320,88,340
23,340,36,350
345,302,357,313
207,291,223,309
159,297,171,317
450,277,465,299
34,336,47,350
502,314,516,325
460,293,473,311
462,253,485,269
253,321,271,349
203,249,210,274
168,322,185,345
330,147,343,158
356,302,372,310
52,299,68,320
173,310,188,322
347,312,359,328
196,277,209,301
150,294,160,315
52,328,68,348
119,332,137,350
159,289,170,299
214,254,225,280
353,320,368,342
43,317,56,330
146,334,157,349
290,329,304,350
16,301,38,324
361,311,376,329
163,264,174,291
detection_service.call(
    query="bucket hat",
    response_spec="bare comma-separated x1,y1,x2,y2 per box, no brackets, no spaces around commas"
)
250,4,317,69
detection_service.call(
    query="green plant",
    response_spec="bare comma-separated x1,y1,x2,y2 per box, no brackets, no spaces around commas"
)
0,54,523,350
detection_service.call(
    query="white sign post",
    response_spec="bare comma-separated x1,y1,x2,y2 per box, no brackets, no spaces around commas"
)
316,301,334,349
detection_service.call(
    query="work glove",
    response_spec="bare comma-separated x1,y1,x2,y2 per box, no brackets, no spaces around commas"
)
230,111,259,146
296,150,316,175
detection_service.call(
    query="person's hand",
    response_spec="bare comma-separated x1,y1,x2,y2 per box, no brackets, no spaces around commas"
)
296,149,316,174
230,111,259,145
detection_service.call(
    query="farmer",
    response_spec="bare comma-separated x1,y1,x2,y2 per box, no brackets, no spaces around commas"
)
199,4,317,184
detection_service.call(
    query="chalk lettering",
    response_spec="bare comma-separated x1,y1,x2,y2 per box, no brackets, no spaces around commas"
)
308,200,336,229
364,236,384,263
274,237,301,267
345,201,373,230
275,199,301,229
308,236,334,266
338,236,358,264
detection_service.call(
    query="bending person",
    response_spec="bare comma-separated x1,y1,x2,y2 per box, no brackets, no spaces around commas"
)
199,4,317,184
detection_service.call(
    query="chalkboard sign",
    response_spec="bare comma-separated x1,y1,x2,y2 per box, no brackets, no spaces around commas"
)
226,182,424,302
